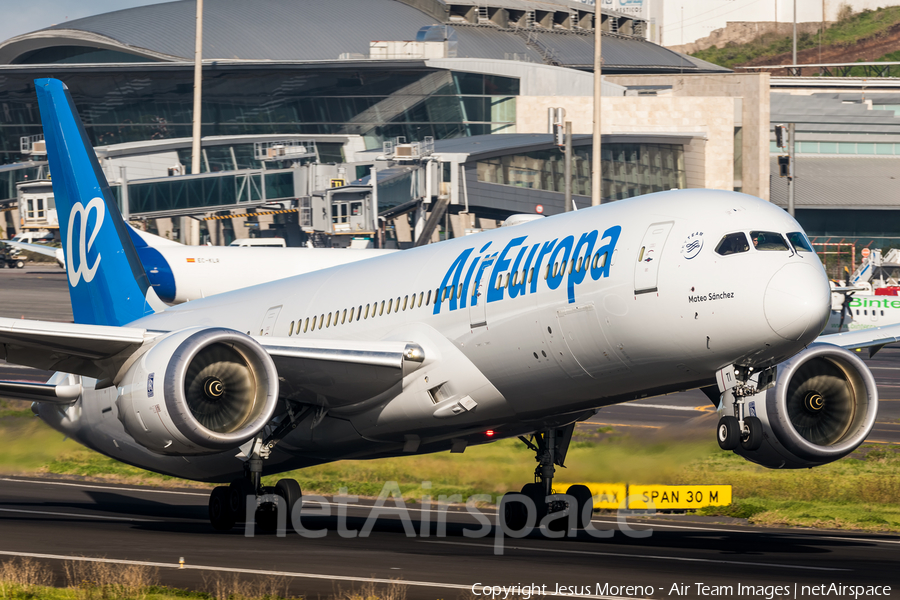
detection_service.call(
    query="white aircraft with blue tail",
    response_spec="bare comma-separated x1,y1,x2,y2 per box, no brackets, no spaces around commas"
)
0,78,886,532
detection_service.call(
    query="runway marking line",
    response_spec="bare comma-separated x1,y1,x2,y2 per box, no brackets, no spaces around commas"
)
618,403,712,413
583,423,662,429
0,551,640,600
419,540,850,571
0,508,157,522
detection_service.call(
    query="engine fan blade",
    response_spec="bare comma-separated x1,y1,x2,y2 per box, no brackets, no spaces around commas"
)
786,358,855,445
184,344,257,433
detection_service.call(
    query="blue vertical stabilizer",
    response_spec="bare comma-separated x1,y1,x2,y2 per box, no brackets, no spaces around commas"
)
35,78,164,326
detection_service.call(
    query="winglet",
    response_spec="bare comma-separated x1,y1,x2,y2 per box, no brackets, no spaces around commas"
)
34,78,165,326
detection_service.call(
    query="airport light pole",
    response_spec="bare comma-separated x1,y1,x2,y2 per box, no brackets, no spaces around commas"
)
787,122,796,217
188,0,204,245
792,0,797,67
592,9,602,206
191,0,203,176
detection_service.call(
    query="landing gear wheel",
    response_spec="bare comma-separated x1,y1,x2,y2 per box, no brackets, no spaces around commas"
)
741,416,763,451
521,482,548,527
501,492,529,532
717,416,740,450
566,484,593,529
275,478,302,523
209,486,235,531
229,478,255,519
14,260,24,269
255,486,279,532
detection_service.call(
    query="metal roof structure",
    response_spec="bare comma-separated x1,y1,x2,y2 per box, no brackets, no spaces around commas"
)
769,156,900,210
0,0,726,73
771,93,900,135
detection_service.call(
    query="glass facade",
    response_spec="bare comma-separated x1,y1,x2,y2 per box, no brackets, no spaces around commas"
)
125,170,295,216
476,143,686,200
0,66,518,164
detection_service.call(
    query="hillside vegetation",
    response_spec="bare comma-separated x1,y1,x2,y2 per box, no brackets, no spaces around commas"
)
691,5,900,70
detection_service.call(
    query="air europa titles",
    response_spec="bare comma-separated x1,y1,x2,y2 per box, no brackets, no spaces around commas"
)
433,225,622,315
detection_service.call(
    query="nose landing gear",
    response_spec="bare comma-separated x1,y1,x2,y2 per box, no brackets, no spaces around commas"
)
502,423,594,533
716,365,770,451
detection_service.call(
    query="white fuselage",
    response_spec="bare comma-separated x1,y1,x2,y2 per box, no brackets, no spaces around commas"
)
40,190,832,481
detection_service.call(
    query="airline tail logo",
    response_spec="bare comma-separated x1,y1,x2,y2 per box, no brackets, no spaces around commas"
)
66,198,105,286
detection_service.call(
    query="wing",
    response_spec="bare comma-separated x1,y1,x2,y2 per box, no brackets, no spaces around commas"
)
2,240,63,262
258,337,425,408
0,316,150,382
815,322,900,357
0,316,428,410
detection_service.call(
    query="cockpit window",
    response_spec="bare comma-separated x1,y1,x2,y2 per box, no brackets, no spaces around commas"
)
786,232,814,252
715,232,750,256
750,231,791,251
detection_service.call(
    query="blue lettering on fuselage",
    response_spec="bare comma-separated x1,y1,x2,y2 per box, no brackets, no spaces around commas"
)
433,225,621,315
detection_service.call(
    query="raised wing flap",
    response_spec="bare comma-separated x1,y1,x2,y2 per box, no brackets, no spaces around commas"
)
258,337,425,408
0,316,151,381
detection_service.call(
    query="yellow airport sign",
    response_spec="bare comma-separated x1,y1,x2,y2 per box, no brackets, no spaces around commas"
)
562,483,627,509
627,485,732,510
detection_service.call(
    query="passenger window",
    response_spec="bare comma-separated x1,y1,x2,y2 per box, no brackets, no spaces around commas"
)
311,316,317,330
882,310,885,316
426,290,431,305
786,232,814,252
638,246,645,262
864,310,868,316
289,321,294,336
350,307,355,321
326,313,332,328
342,309,347,324
357,305,362,320
419,292,424,307
379,300,385,316
365,304,370,319
856,310,859,315
568,260,574,275
576,257,583,272
396,296,401,311
544,264,550,280
511,272,518,286
750,231,790,251
304,318,309,333
403,295,408,310
528,267,534,283
715,233,750,256
387,299,393,313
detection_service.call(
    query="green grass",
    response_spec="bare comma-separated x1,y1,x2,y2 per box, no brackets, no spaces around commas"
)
691,6,900,69
2,411,899,532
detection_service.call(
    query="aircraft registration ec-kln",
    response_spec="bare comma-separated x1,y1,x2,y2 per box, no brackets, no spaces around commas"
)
0,79,884,532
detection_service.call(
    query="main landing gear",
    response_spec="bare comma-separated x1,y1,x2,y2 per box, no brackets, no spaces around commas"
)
501,423,593,533
208,403,310,531
716,365,766,452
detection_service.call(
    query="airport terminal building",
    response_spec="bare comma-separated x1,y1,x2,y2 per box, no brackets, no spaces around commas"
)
0,0,765,246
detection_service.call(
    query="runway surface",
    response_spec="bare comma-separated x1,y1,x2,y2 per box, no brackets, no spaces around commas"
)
0,477,897,599
2,261,900,598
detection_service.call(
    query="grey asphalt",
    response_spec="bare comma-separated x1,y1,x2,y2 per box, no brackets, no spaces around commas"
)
0,477,897,599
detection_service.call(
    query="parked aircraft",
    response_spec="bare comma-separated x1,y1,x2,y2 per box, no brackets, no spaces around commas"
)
0,79,881,532
1,224,394,304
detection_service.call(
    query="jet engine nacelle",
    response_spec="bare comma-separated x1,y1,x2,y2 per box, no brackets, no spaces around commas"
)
116,327,279,455
731,344,878,469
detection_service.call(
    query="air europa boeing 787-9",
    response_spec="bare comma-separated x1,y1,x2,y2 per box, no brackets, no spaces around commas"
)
0,79,882,532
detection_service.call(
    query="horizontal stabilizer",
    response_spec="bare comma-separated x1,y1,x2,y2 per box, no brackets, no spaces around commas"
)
0,316,150,381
